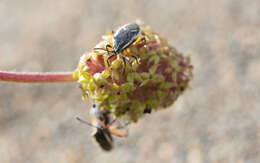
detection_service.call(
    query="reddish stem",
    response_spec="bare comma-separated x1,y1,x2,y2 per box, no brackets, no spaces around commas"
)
0,71,77,83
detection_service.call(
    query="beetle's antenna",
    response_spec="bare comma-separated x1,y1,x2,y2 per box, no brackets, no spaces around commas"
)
93,48,114,53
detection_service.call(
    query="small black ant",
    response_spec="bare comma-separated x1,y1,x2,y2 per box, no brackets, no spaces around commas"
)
76,103,128,151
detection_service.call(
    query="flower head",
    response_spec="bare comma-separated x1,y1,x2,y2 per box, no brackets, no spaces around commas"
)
74,25,193,122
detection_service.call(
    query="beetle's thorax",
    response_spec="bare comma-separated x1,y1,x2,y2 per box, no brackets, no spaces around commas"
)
112,23,141,54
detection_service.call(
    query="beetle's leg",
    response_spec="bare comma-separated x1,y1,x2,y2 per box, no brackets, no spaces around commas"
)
121,49,139,65
141,36,146,45
131,55,139,64
107,53,116,66
93,47,106,51
141,30,150,46
93,44,113,53
105,44,113,52
122,56,127,74
133,35,146,47
93,47,113,53
93,44,115,67
119,54,130,73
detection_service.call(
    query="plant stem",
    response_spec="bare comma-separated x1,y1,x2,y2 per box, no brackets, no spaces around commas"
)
0,71,77,83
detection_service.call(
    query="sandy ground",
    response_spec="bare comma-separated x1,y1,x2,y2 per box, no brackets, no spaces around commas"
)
0,0,260,163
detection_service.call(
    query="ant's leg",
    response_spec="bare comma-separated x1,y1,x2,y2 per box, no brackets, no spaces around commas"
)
76,116,108,129
116,121,130,130
109,126,128,138
108,117,130,137
109,116,130,130
109,119,130,137
109,118,117,125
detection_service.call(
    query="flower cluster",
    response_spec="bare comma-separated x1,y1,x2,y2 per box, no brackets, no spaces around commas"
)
74,26,193,122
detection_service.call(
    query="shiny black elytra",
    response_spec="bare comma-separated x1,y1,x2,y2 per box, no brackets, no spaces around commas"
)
94,23,145,72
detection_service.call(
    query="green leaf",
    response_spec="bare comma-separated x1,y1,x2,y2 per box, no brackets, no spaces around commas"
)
165,67,172,73
112,83,120,90
171,72,177,82
80,71,91,81
139,79,150,87
102,69,110,79
146,99,158,108
78,76,88,83
160,82,173,89
148,55,160,64
127,73,135,83
121,83,134,92
133,72,142,82
152,74,165,82
112,70,120,81
149,64,158,74
157,90,167,99
132,60,139,71
171,60,182,72
111,58,121,69
88,80,97,93
73,70,79,79
130,47,138,54
140,72,150,79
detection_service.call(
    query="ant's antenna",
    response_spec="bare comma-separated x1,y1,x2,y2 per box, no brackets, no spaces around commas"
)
76,117,99,129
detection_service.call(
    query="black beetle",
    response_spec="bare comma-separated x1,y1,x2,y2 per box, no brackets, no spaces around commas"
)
94,23,146,72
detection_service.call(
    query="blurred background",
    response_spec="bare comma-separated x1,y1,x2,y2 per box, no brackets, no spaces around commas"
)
0,0,259,163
